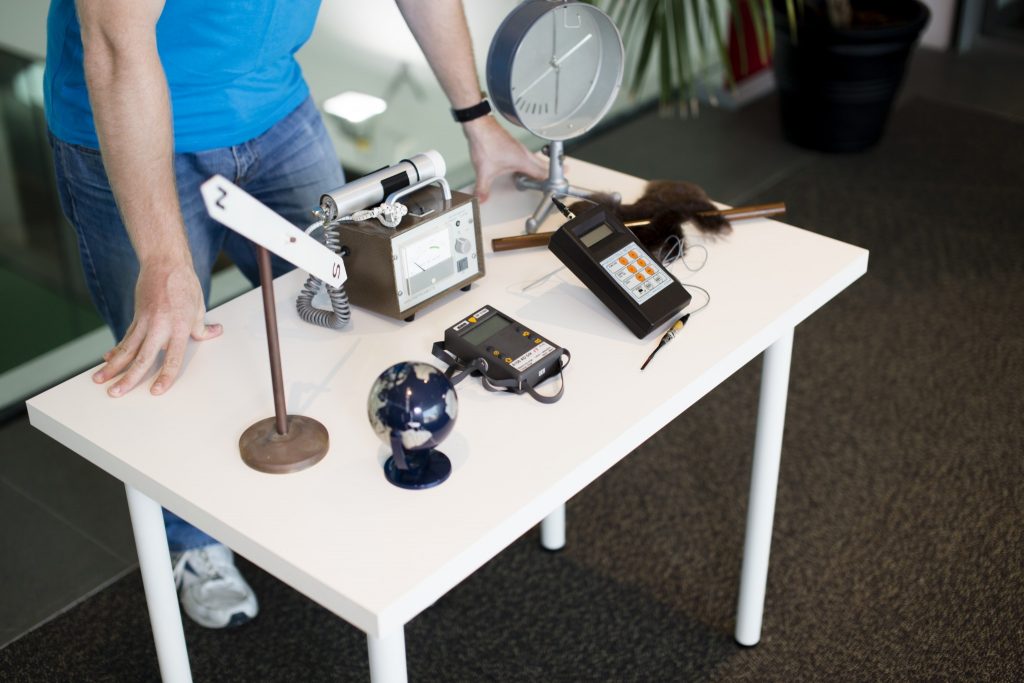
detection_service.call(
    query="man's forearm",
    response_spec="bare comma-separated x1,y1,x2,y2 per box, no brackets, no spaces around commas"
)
394,0,485,110
397,0,548,202
79,4,191,270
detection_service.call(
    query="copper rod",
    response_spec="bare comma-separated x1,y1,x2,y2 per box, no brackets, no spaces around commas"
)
492,232,553,252
703,201,785,219
257,245,289,436
624,202,787,226
704,201,782,218
491,202,787,253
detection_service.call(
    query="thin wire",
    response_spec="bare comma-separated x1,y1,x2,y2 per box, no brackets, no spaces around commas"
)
680,242,709,271
658,235,684,265
521,265,565,292
680,282,711,315
658,235,708,272
667,238,711,316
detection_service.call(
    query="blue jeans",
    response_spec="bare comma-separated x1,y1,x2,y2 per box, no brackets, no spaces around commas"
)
50,96,345,552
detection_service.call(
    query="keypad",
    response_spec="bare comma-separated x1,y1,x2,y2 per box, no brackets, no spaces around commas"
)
600,242,672,303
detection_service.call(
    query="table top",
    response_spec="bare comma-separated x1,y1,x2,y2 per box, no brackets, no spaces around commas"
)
27,160,867,638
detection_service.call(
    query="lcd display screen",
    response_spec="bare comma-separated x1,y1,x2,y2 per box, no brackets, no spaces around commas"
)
462,314,511,345
580,223,613,248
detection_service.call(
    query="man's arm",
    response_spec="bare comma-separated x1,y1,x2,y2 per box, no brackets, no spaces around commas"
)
394,0,546,201
77,0,221,397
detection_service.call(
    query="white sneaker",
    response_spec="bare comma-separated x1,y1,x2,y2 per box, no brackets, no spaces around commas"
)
171,543,259,628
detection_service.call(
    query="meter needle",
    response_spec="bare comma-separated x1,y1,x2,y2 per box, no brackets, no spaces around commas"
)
641,313,690,371
518,33,594,99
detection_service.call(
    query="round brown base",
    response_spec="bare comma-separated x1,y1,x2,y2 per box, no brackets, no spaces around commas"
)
239,415,329,474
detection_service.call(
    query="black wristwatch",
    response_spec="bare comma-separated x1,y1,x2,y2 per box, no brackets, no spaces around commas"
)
451,98,492,123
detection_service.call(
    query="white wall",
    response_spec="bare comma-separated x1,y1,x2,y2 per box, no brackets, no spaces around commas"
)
919,0,957,49
0,1,48,59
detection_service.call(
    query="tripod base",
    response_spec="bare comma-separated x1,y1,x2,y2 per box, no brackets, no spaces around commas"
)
239,415,329,474
515,140,621,233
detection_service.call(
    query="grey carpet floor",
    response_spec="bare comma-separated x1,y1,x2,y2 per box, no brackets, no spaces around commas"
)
1,98,1021,681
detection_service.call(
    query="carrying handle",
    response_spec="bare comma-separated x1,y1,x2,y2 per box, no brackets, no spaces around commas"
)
386,176,452,207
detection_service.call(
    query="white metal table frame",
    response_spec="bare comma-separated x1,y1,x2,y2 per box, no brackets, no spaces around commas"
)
30,160,866,682
122,329,792,682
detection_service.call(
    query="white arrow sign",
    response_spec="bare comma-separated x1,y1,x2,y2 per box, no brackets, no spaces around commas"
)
201,175,347,288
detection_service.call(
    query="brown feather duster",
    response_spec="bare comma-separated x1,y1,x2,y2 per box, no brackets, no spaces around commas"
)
567,180,731,263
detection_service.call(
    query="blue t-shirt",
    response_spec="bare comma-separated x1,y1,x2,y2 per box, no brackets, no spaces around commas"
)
45,0,321,152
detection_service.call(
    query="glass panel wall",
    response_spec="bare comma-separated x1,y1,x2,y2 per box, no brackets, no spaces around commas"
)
0,47,103,412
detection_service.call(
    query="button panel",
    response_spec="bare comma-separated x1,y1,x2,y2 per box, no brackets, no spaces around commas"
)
600,242,673,303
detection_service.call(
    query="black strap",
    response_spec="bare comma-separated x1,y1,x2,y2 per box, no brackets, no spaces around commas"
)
451,99,492,123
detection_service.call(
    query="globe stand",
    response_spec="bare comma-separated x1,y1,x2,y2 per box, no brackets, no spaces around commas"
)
514,140,621,234
383,434,451,490
239,246,329,474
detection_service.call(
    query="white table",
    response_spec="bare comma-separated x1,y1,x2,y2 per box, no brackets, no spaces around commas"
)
28,160,867,682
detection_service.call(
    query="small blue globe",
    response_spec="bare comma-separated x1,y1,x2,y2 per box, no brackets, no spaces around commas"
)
368,362,458,488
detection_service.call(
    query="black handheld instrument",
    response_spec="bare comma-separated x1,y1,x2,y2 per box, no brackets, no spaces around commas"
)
432,305,569,403
548,201,691,339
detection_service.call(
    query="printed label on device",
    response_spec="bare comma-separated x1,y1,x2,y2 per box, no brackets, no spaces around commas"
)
511,342,556,371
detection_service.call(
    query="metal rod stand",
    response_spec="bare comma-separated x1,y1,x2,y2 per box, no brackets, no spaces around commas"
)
238,246,330,474
514,140,621,233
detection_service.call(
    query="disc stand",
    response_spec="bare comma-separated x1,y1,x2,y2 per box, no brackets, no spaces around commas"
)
383,433,451,490
513,139,621,234
238,246,329,474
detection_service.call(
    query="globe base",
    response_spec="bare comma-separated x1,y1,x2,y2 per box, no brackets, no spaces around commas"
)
383,449,452,489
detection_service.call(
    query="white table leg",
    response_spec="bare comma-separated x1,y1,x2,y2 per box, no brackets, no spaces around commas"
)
540,503,566,551
735,328,794,647
367,628,407,683
125,485,192,683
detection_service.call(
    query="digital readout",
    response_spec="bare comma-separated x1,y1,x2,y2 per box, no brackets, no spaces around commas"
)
580,223,613,248
461,313,511,345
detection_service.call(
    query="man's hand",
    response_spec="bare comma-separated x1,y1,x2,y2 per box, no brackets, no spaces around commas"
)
92,262,221,397
463,116,547,202
78,0,219,397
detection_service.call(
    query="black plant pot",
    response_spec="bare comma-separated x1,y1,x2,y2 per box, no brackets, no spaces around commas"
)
773,0,930,153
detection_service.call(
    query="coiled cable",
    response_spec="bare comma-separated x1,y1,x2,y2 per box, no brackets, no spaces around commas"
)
295,219,352,329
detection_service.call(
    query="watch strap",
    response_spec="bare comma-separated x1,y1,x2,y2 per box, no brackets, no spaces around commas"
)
451,99,492,123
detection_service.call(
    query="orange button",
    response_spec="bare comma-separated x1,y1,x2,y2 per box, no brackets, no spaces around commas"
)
504,357,513,363
534,338,542,344
636,273,646,282
627,264,637,273
637,258,647,267
618,256,629,265
645,266,655,275
522,330,530,337
628,250,638,259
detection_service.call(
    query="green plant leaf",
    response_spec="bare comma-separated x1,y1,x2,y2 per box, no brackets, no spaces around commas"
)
672,0,693,112
591,0,776,115
631,1,661,98
748,0,770,67
706,0,735,88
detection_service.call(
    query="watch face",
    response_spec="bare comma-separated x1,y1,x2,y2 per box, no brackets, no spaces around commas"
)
509,4,622,140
